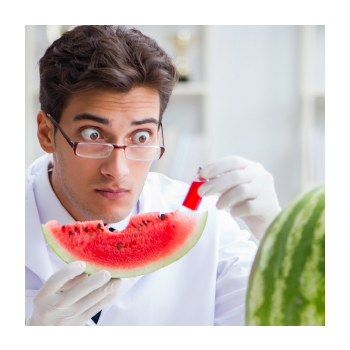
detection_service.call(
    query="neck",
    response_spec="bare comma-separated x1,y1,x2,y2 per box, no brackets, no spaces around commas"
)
49,167,89,222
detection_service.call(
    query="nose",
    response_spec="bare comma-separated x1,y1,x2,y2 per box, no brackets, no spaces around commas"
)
100,147,130,180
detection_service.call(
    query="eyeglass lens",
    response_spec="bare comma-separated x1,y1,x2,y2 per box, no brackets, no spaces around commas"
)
75,143,161,160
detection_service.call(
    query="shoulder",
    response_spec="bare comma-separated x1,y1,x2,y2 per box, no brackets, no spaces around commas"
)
145,172,190,209
145,171,219,212
146,172,189,195
25,154,52,188
25,154,52,177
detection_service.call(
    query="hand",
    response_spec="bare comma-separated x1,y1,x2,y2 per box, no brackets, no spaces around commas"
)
26,261,121,326
198,155,281,240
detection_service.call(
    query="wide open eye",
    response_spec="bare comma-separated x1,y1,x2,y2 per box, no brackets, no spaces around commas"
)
81,128,102,141
132,131,151,144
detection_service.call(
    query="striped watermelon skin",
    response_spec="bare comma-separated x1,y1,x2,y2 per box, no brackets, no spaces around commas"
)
245,185,325,326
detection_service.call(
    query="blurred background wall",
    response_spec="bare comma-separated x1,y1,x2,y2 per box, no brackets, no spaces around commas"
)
25,25,325,210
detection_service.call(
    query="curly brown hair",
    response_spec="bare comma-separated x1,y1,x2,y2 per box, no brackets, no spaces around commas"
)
39,25,179,124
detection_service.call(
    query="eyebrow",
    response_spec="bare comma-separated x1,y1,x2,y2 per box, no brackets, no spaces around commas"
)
131,118,159,126
73,113,109,124
73,114,159,126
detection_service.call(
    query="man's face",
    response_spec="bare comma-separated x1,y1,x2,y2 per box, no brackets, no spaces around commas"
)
50,86,161,224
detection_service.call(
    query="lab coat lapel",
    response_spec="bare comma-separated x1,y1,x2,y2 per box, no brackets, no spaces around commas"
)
25,176,54,283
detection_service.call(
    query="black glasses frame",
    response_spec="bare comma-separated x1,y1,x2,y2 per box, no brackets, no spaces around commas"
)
46,113,165,160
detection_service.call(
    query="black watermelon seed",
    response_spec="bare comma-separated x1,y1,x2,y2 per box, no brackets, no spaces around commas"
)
62,225,65,231
160,214,166,220
75,226,77,232
109,227,115,232
97,223,101,230
68,231,72,235
85,227,88,233
117,244,123,249
142,220,148,226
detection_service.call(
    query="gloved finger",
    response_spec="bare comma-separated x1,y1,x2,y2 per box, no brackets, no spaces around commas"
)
229,199,262,218
41,261,87,296
50,279,121,326
216,182,260,210
198,165,256,197
78,283,121,325
54,315,83,327
74,279,122,320
55,270,112,308
200,155,249,179
59,272,89,292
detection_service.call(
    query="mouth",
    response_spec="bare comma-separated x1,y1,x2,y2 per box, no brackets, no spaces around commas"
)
95,188,129,199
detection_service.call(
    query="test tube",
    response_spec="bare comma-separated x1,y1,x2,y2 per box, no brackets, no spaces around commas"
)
182,167,208,211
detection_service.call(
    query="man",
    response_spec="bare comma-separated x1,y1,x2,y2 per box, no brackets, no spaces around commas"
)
25,25,281,326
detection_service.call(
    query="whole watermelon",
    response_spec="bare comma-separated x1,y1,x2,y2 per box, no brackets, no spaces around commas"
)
245,185,325,326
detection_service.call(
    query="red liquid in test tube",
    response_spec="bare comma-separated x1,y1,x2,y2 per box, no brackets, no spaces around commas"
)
182,167,208,211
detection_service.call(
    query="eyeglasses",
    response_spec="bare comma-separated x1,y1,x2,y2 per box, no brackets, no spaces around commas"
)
46,113,165,161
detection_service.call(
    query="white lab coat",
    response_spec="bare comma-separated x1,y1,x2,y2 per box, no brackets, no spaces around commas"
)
25,154,258,326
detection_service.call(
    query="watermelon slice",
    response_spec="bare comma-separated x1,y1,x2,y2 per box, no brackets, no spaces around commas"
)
42,211,208,278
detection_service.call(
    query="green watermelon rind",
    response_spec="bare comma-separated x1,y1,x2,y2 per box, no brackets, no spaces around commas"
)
42,221,78,266
245,185,325,326
41,211,208,278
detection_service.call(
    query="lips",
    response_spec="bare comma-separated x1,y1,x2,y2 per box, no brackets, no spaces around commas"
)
95,187,129,199
97,187,128,193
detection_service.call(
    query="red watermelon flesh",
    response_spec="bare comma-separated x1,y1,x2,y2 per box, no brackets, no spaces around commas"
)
42,211,208,278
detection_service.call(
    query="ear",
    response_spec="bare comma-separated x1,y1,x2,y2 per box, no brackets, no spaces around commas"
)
37,111,56,153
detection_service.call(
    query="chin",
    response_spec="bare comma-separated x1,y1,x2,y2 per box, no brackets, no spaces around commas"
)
90,207,133,224
73,193,138,224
